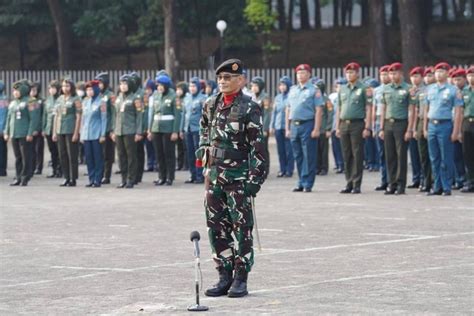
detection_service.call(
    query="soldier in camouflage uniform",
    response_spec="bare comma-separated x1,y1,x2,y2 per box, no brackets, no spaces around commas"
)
197,59,266,298
250,76,271,178
4,80,40,186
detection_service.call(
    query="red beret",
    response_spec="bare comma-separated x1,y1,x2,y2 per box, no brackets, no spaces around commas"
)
409,66,424,76
448,67,457,77
434,62,451,71
85,80,100,89
388,62,403,71
344,62,360,71
379,65,390,73
452,68,466,78
295,64,311,72
467,66,474,75
423,67,434,76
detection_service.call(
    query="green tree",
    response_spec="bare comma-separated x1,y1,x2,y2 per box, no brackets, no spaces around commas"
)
244,0,279,67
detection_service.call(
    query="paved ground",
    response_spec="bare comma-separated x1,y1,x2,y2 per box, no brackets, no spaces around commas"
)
0,143,473,315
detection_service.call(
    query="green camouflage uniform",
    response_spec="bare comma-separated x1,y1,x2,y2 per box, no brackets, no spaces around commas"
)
197,91,266,273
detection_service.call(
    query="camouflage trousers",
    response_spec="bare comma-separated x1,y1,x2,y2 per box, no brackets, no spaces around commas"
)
205,180,254,272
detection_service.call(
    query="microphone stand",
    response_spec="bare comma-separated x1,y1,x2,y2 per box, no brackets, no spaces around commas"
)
188,238,208,312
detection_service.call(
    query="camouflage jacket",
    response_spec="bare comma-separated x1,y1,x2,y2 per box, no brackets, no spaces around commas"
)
197,91,266,187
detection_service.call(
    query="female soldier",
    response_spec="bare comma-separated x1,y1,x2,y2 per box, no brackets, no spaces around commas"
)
43,80,62,178
111,74,143,189
29,82,44,175
53,78,82,187
80,80,107,187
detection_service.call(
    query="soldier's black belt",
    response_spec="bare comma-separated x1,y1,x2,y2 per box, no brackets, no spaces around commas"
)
385,118,408,123
430,119,451,125
291,119,313,126
341,119,364,124
210,147,248,160
465,117,474,123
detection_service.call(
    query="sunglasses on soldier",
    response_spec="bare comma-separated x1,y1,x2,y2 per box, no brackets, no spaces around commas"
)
216,74,241,81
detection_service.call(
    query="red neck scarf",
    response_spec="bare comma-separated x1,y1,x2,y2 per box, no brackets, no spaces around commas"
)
223,92,239,106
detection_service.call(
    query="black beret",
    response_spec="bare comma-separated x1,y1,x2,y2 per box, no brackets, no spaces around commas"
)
215,58,243,75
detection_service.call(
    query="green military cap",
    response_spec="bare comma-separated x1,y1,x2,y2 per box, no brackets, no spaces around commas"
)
215,58,243,75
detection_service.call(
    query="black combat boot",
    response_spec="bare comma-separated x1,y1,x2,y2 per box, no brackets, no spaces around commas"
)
204,266,233,297
227,265,248,298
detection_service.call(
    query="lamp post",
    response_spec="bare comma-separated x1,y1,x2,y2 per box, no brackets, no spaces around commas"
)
216,20,227,63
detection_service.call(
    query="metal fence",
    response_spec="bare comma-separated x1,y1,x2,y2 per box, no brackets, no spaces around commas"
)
0,66,465,99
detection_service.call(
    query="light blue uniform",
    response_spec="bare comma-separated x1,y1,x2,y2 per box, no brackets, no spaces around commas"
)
271,91,294,176
181,92,206,182
80,96,107,186
425,83,463,193
287,82,324,190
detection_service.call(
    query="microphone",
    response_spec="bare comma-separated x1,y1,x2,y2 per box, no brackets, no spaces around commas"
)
190,231,200,258
188,231,208,312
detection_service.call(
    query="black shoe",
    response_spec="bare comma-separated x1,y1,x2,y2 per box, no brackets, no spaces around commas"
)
0,171,7,177
125,182,134,189
284,173,293,177
419,186,430,193
427,189,443,196
228,266,248,298
20,180,28,186
145,167,154,172
452,183,463,190
194,179,204,184
395,189,405,195
407,182,420,189
34,170,42,175
67,180,76,187
375,184,388,191
10,180,21,186
303,188,312,193
351,188,361,194
205,266,233,297
92,183,101,188
114,170,121,174
60,180,70,187
442,191,452,196
155,179,166,186
116,183,126,188
175,166,182,171
101,178,110,184
461,186,474,193
277,172,284,178
336,169,344,174
47,173,56,178
384,187,396,195
185,178,195,184
340,187,352,194
55,172,62,178
85,183,94,187
165,179,173,186
319,170,328,176
292,187,304,192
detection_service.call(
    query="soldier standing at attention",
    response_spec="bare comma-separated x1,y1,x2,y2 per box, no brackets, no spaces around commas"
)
4,80,40,186
270,75,294,177
410,66,432,193
80,80,107,188
29,82,44,176
424,62,463,196
379,63,415,195
251,76,271,178
197,59,266,298
312,78,333,176
373,66,390,191
180,77,206,184
43,80,62,178
144,79,157,172
336,62,373,194
94,72,116,185
285,64,324,193
451,68,467,190
460,66,474,193
148,75,179,186
53,78,82,187
0,80,8,177
328,78,346,174
111,74,143,189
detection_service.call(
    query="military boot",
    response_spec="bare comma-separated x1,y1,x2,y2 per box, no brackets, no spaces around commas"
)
204,266,233,297
227,265,248,298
